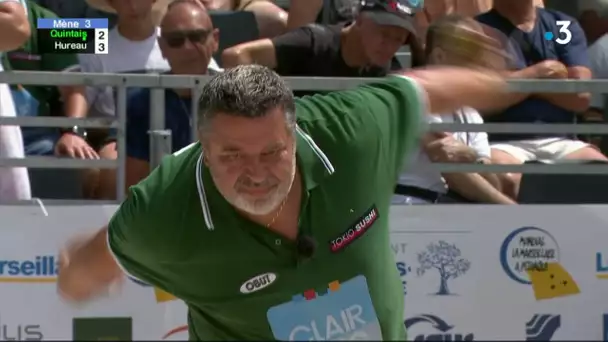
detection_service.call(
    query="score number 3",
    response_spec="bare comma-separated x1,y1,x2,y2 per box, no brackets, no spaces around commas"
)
555,21,572,45
95,28,109,54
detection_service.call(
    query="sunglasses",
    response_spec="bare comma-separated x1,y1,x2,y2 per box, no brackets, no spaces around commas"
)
162,29,211,48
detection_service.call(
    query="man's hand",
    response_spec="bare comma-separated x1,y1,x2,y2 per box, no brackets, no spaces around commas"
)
423,132,478,163
55,133,99,159
532,60,568,79
58,233,99,302
57,228,123,303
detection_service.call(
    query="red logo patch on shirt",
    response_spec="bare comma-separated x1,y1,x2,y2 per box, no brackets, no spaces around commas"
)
329,205,379,252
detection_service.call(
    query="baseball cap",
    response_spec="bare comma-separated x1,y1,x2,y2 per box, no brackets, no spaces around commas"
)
359,0,423,34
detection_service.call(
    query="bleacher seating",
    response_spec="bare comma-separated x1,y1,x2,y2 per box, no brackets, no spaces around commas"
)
29,168,84,199
518,159,608,204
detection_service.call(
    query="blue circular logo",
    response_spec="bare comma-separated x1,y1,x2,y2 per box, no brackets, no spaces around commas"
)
544,32,554,41
499,226,560,284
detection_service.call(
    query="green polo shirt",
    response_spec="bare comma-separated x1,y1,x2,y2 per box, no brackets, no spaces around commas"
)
108,75,426,340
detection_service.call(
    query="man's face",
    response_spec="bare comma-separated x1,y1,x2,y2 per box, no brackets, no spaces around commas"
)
159,3,218,74
358,14,410,66
110,0,154,19
202,107,297,216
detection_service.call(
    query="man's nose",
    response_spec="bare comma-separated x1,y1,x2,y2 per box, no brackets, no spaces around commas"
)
242,157,267,182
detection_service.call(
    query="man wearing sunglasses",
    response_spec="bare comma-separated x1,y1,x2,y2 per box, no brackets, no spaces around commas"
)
221,0,419,80
115,0,222,192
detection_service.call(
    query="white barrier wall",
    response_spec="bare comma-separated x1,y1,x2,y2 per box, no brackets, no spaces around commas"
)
1,204,607,340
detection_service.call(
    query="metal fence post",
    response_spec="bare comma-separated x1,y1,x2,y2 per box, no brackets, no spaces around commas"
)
191,85,201,142
149,88,170,169
115,84,127,201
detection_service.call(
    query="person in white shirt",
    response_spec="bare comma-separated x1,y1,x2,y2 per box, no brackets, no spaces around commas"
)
393,14,515,204
78,0,221,199
0,0,31,201
585,0,608,126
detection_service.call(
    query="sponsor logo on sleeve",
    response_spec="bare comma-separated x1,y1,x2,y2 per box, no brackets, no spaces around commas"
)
329,205,379,253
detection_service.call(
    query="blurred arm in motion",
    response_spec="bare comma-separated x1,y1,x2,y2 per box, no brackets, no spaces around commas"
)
57,226,122,301
58,179,166,302
399,67,507,114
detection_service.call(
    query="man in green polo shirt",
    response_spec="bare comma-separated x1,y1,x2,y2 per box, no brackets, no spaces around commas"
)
57,64,507,340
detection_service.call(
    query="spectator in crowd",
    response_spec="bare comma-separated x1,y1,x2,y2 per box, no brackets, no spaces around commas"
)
415,0,544,43
4,0,94,158
476,0,606,200
198,0,287,38
222,0,417,78
394,14,514,204
100,0,221,194
78,0,172,199
587,1,608,110
581,1,608,147
0,0,31,201
575,0,608,46
285,0,425,67
79,0,219,199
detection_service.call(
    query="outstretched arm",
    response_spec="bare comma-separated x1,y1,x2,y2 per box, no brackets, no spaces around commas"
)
58,178,171,303
57,226,122,302
397,67,507,115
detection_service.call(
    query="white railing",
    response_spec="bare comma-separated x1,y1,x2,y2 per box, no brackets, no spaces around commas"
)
1,71,608,201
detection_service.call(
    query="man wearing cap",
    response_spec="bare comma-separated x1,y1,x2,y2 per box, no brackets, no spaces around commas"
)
221,0,419,81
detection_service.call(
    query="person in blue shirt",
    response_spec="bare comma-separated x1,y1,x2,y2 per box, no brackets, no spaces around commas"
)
475,0,607,200
120,0,222,190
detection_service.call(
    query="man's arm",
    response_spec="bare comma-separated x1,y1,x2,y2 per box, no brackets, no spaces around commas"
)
57,226,122,301
0,0,29,51
58,182,166,302
342,68,506,183
399,67,508,114
535,20,591,112
535,67,591,112
421,132,515,204
286,0,323,30
443,172,515,204
221,25,314,73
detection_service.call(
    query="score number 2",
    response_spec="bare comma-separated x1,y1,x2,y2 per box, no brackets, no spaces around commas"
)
95,28,109,54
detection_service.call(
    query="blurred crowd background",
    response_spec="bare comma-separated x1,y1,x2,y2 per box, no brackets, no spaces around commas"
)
2,0,608,205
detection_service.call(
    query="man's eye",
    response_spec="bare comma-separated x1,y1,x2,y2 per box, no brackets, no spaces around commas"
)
262,149,284,158
221,154,239,161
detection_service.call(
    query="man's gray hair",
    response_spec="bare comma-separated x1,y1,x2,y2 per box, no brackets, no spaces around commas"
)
198,65,296,133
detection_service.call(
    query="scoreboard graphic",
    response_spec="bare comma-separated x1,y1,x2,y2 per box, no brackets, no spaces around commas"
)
37,18,108,54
